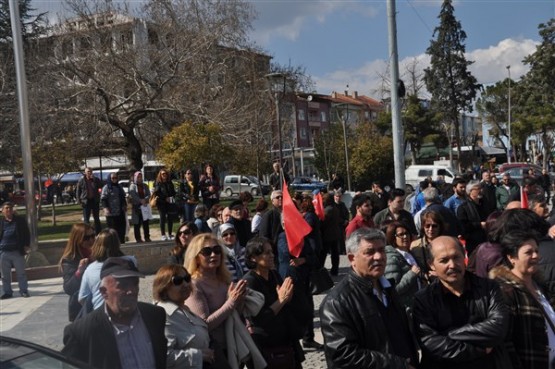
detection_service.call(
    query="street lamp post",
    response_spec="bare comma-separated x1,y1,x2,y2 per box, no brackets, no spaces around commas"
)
506,65,512,164
334,103,352,191
266,73,286,185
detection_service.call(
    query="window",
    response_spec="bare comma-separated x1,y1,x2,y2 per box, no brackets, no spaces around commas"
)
320,111,327,122
298,109,305,120
300,127,307,139
308,110,318,121
418,170,432,177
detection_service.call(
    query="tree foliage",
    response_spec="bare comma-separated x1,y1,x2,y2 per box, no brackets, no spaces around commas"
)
513,19,555,167
313,122,347,181
476,79,513,149
403,94,440,165
156,121,233,171
424,0,480,168
350,121,394,190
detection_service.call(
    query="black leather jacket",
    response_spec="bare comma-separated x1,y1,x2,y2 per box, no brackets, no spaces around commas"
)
320,269,417,369
413,272,510,369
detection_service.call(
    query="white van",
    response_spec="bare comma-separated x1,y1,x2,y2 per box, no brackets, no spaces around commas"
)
405,165,457,188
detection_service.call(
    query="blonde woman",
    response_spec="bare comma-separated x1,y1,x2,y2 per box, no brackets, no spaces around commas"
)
184,233,247,367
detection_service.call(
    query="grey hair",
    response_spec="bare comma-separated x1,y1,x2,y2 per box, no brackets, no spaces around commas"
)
422,187,439,203
346,228,386,254
465,180,480,195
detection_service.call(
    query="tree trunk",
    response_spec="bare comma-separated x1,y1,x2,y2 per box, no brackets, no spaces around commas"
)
122,130,144,171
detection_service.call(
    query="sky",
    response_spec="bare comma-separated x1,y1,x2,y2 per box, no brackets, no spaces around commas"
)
32,0,555,100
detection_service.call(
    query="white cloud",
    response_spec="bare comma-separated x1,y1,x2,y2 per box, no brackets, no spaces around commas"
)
251,1,378,45
312,37,538,99
467,38,538,84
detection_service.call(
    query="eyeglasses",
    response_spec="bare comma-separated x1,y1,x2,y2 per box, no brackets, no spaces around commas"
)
84,234,95,241
198,245,223,257
178,229,192,236
274,196,283,200
395,232,409,238
424,224,439,229
171,274,191,286
222,232,236,238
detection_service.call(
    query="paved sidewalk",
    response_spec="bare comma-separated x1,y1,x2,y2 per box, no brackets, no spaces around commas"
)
1,254,352,368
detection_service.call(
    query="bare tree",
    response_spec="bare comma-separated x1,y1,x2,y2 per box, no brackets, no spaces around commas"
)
30,0,269,170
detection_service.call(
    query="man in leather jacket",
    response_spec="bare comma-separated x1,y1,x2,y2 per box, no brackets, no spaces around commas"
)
320,228,418,369
412,236,510,369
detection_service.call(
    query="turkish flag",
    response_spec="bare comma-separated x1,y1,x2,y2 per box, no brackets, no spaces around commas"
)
520,186,528,209
282,180,312,258
312,191,325,221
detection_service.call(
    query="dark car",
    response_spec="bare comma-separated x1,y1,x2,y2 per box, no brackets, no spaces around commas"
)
496,163,545,186
9,190,48,206
289,177,328,192
1,335,92,369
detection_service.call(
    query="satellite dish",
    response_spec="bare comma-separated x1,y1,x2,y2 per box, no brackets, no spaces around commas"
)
307,95,313,102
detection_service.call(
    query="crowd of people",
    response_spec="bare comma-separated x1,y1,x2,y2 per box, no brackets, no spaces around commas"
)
2,163,555,369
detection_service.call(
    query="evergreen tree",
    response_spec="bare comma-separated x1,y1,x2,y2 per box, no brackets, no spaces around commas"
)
424,0,480,169
514,19,555,167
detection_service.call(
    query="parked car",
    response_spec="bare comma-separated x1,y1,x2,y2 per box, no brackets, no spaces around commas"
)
9,190,48,206
289,177,327,192
1,335,91,369
222,175,270,196
494,163,551,186
405,165,458,188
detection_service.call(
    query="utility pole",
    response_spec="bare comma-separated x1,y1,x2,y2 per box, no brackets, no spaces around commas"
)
387,0,405,188
9,0,37,250
507,65,512,164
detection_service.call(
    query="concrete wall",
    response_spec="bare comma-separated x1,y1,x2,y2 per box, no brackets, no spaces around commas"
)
25,240,175,280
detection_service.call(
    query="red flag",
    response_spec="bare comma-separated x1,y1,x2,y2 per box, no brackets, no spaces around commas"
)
520,186,528,209
282,180,312,258
312,191,325,221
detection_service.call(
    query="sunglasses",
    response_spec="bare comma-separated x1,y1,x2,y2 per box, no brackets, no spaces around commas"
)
198,245,223,257
171,274,191,286
395,232,409,238
274,196,283,200
178,229,192,236
84,234,95,241
424,224,439,229
222,232,236,238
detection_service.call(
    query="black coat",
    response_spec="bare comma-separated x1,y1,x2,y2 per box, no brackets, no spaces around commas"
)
413,273,510,369
62,302,167,369
538,236,555,296
0,215,30,254
456,200,487,254
320,269,418,369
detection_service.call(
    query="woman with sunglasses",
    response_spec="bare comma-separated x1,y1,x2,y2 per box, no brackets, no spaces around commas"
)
184,233,248,365
218,223,249,282
243,237,304,369
153,264,219,369
384,221,421,310
170,222,199,266
410,210,446,283
155,169,177,241
59,223,95,321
